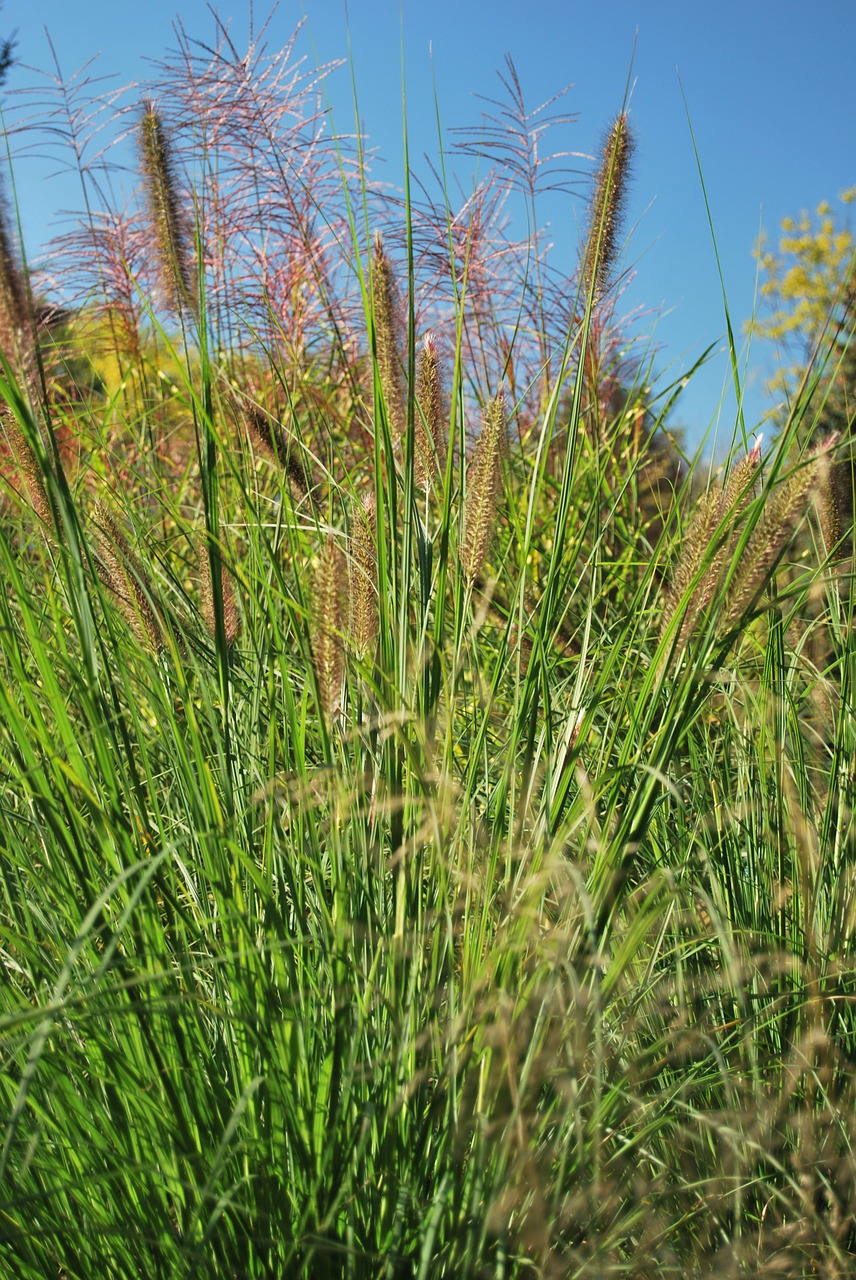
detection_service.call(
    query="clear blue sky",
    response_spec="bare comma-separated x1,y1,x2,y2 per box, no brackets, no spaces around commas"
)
2,0,854,449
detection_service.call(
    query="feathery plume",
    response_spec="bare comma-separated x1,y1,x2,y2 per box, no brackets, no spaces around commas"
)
93,501,164,652
311,535,347,720
414,332,446,488
580,113,634,304
199,537,241,648
348,493,377,657
139,100,197,316
370,232,405,441
461,393,507,584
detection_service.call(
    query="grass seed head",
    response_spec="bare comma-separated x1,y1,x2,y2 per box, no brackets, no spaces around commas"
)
461,392,507,584
312,534,348,720
723,438,833,629
139,100,197,317
240,402,313,503
580,112,634,304
814,439,845,559
3,409,58,536
348,493,378,657
415,331,447,488
661,441,762,651
370,231,406,442
93,500,165,652
0,190,35,377
199,537,241,648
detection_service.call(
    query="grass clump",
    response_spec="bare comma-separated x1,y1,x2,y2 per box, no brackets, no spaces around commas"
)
0,16,853,1280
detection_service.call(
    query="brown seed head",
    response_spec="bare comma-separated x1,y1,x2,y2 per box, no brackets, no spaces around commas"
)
0,192,34,377
415,332,447,489
722,444,827,629
199,536,241,648
240,402,313,503
580,113,634,304
93,500,164,651
311,535,348,720
461,393,507,584
661,440,762,651
371,231,405,442
139,100,197,316
348,492,378,657
2,408,58,536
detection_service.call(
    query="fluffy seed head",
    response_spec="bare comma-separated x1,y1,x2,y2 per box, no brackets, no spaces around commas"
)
93,500,164,651
311,535,348,720
370,231,406,442
813,439,846,559
722,444,828,629
348,493,378,657
2,409,58,536
661,442,763,651
199,536,241,648
580,113,634,303
0,191,34,377
240,402,313,503
461,393,507,584
139,100,197,316
415,332,446,488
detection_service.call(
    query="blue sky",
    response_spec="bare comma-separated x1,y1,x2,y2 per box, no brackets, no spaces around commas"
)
2,0,854,449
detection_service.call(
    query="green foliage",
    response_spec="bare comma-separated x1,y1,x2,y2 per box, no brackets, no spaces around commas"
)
754,188,856,437
0,21,853,1280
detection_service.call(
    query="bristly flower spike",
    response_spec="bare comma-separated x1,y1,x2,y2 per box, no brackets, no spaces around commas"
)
0,188,34,378
660,440,763,651
461,393,507,584
415,332,446,489
348,492,378,657
93,500,165,652
580,113,634,304
311,535,348,721
723,435,835,628
139,100,197,317
370,231,405,442
0,183,55,533
240,402,314,504
199,536,241,648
